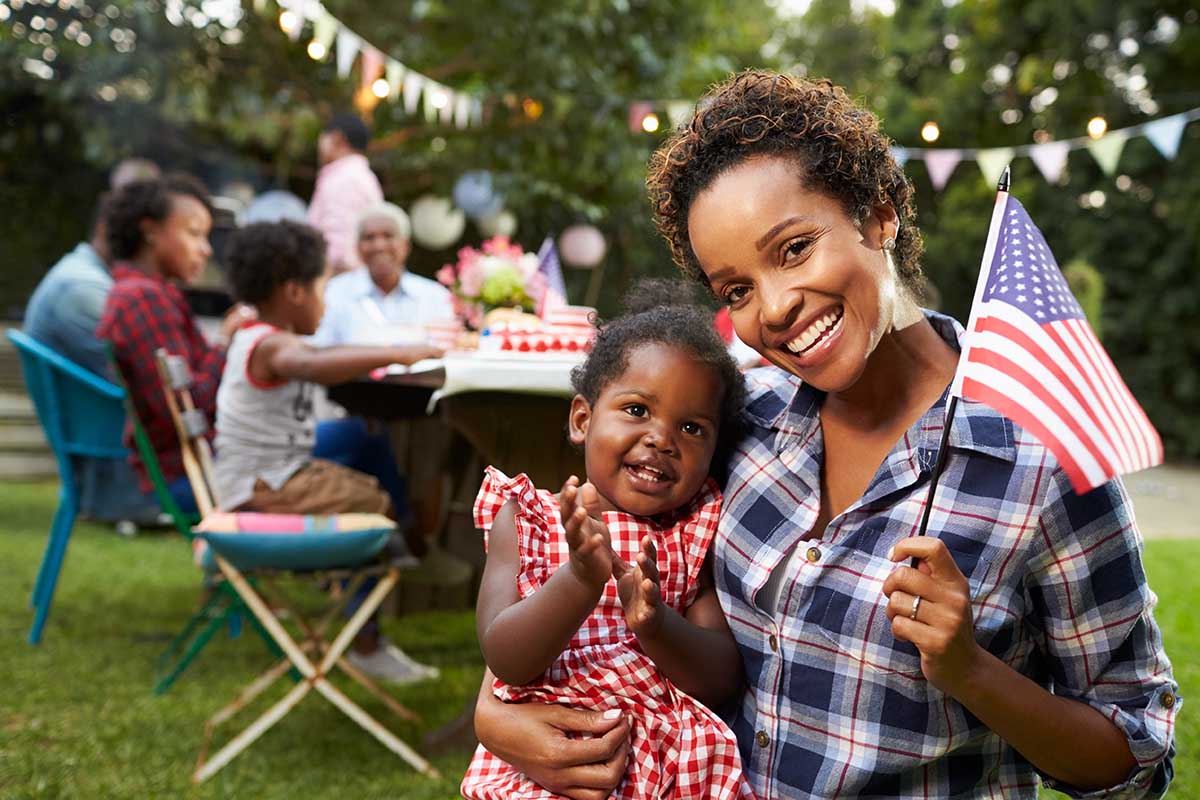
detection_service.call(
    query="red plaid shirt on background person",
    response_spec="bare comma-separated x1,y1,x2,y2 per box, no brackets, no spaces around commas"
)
97,264,223,492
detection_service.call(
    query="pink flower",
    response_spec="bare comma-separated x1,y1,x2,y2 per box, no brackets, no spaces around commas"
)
436,265,457,287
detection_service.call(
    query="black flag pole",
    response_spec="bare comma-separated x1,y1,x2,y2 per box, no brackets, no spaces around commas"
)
912,166,1011,555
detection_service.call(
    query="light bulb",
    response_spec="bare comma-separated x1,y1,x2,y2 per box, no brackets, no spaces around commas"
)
920,121,940,143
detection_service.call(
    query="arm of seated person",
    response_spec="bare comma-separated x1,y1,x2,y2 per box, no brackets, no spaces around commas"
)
250,331,442,387
473,668,630,800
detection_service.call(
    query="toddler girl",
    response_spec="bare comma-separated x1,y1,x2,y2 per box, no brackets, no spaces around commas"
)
462,285,753,799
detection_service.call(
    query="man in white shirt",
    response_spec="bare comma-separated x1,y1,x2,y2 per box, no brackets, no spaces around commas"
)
314,202,456,550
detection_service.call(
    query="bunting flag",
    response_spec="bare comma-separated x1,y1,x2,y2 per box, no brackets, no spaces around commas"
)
312,7,337,54
976,147,1014,187
895,107,1198,191
953,192,1163,493
1086,129,1129,176
403,71,424,115
385,60,404,101
1144,114,1188,160
1028,141,1070,184
924,150,961,191
334,27,358,78
360,46,384,93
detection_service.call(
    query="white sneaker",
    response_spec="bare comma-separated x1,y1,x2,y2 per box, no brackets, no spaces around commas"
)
345,642,438,684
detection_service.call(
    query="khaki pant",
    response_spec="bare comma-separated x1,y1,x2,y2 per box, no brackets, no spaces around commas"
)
243,459,391,516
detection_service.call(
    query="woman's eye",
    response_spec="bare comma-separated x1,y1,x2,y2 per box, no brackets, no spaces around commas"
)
784,239,811,260
624,404,647,418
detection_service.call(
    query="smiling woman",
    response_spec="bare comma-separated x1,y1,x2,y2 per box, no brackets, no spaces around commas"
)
473,70,1178,800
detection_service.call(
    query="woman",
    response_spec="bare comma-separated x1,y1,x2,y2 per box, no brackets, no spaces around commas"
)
472,71,1177,798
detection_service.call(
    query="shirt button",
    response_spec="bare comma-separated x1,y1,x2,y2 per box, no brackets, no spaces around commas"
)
806,546,821,563
1161,692,1177,709
756,730,770,748
768,634,778,652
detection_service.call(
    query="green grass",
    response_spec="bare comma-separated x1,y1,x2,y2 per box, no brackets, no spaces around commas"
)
0,480,1193,798
0,481,479,799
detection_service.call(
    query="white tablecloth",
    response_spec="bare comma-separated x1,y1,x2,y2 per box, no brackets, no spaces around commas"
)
434,352,584,406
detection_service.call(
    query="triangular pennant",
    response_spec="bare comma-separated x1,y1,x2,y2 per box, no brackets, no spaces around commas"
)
423,83,441,123
360,46,384,93
254,0,270,14
402,71,423,115
284,0,305,40
385,60,405,100
666,100,693,129
627,101,652,133
439,89,456,125
335,28,359,78
1143,114,1188,160
454,94,472,129
890,146,909,167
472,98,484,127
1087,130,1129,175
923,150,962,191
975,147,1013,187
1029,141,1070,184
312,7,336,52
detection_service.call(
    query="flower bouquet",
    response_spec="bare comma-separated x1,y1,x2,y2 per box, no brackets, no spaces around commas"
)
436,236,542,329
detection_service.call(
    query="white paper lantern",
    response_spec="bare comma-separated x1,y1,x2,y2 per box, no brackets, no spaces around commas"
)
558,224,607,268
409,194,466,250
476,208,517,238
239,190,308,225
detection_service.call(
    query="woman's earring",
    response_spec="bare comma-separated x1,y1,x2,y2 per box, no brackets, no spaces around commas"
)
881,236,897,252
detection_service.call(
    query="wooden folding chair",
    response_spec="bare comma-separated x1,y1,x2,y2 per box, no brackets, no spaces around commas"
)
152,349,439,783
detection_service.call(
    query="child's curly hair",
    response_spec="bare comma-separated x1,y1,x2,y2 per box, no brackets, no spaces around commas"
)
225,220,326,305
570,279,747,458
647,70,924,294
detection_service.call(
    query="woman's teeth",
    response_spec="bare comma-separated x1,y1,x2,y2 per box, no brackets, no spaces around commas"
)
786,308,843,354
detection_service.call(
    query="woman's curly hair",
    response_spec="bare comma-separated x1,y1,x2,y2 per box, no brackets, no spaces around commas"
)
103,173,212,261
647,70,924,294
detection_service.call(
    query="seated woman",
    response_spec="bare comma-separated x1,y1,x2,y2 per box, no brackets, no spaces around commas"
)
96,175,250,516
472,71,1178,798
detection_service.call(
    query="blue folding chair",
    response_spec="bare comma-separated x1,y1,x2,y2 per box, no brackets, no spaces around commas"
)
6,329,128,643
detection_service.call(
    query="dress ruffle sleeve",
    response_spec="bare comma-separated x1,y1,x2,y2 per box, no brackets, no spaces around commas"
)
472,465,559,601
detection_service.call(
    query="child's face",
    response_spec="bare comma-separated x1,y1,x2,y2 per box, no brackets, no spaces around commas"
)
569,342,723,517
290,274,328,336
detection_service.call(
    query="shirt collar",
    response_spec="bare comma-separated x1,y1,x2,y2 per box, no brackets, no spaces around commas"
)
353,267,410,301
751,310,1016,463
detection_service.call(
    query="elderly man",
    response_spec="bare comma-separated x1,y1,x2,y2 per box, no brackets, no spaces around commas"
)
307,113,384,275
314,202,455,547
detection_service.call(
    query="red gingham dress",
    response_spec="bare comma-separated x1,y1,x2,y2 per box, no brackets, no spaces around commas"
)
461,467,753,800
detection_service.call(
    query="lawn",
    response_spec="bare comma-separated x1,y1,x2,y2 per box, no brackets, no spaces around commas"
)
0,480,1193,798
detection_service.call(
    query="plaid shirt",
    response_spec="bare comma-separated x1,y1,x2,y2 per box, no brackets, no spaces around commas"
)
96,265,223,492
715,312,1176,799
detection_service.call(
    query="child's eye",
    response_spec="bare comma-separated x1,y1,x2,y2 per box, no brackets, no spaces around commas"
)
681,421,704,436
624,404,647,418
723,285,749,306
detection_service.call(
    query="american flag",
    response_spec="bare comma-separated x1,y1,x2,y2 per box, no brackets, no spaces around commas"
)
952,195,1162,494
530,236,568,316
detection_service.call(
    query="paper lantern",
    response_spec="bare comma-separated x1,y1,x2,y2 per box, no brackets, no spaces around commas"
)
476,209,517,238
452,171,499,218
558,224,607,268
240,190,308,225
410,195,466,250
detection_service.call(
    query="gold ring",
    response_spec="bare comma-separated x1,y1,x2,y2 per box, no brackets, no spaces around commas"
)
909,595,922,621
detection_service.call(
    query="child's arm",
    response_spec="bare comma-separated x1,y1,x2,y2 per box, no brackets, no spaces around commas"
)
476,479,618,686
250,333,442,387
617,542,743,709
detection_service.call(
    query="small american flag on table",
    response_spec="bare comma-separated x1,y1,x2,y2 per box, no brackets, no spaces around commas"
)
951,195,1162,494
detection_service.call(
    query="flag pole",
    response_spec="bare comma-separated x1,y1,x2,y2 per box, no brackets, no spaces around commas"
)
914,166,1011,544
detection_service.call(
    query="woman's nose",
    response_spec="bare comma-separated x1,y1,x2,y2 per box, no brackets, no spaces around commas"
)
759,274,800,329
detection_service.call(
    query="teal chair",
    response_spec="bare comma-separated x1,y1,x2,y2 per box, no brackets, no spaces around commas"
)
7,329,128,643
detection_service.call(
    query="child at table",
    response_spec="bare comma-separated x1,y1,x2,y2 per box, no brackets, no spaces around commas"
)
462,283,754,799
216,219,443,684
214,219,442,517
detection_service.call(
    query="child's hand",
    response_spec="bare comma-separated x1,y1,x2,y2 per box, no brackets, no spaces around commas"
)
617,535,665,639
560,477,614,589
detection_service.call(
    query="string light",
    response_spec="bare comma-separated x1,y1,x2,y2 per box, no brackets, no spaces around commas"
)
1087,115,1108,139
641,112,660,133
306,40,325,60
371,78,389,98
920,121,941,143
278,10,298,34
430,90,449,109
522,98,543,120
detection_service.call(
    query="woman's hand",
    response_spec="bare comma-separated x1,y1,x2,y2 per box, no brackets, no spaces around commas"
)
474,673,631,800
617,535,665,638
883,537,984,695
560,478,616,589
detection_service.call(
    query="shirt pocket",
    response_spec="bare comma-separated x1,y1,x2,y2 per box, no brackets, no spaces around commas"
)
809,545,927,680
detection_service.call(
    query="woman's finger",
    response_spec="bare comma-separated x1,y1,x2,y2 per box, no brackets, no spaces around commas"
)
888,537,967,585
549,713,631,766
881,564,943,603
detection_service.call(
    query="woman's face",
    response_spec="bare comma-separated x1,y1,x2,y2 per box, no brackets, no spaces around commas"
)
358,215,410,287
687,155,899,393
144,194,213,284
